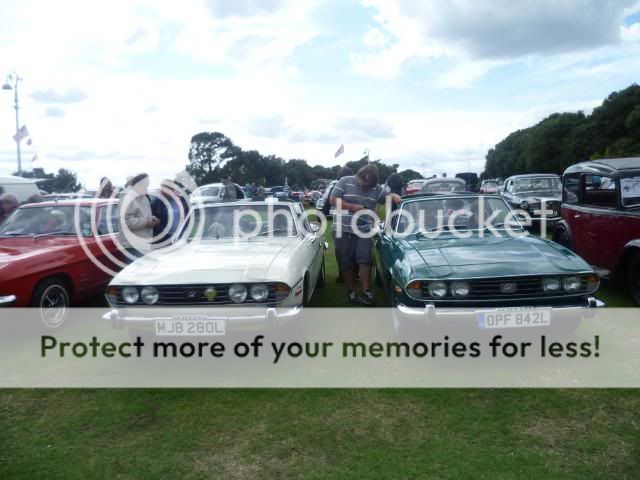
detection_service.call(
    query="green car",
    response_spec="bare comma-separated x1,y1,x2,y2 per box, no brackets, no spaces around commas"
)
372,193,604,333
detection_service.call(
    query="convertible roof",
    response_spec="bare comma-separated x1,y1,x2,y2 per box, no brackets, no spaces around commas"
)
564,157,640,176
506,173,560,180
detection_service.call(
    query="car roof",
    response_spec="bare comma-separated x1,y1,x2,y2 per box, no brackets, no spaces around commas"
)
20,198,118,208
564,157,640,176
423,177,465,184
506,173,561,180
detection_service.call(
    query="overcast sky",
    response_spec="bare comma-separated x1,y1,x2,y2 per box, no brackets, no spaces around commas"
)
1,0,639,188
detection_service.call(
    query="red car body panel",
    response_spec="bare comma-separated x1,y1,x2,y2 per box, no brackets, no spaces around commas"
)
0,200,122,306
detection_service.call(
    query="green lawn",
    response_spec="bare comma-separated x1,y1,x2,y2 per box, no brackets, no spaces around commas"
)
1,223,638,478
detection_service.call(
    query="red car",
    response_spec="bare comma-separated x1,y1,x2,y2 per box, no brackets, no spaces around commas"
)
480,180,499,194
553,158,640,304
404,179,427,195
0,199,123,326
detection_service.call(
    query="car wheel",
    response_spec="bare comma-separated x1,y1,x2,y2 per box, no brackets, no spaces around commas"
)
627,253,640,306
30,278,71,329
316,257,326,288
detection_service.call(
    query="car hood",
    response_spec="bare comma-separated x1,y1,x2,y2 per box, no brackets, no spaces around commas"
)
112,238,297,285
0,237,79,263
401,233,589,279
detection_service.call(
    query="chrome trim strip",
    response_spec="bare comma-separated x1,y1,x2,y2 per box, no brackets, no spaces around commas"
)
0,295,17,306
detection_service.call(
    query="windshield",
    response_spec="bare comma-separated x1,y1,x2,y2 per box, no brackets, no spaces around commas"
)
396,196,517,235
181,204,299,240
422,181,464,193
621,174,640,207
193,186,220,197
0,205,93,237
514,177,561,193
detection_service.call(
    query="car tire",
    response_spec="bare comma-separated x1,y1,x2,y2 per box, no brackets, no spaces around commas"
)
627,252,640,306
30,277,71,329
554,227,572,250
316,257,326,289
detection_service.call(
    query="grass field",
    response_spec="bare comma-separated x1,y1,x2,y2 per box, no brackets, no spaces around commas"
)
1,224,638,478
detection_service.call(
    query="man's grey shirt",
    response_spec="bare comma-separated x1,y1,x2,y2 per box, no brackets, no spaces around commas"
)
330,175,386,234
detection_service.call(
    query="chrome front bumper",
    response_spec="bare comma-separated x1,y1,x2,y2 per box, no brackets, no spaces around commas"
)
395,297,605,326
103,306,304,331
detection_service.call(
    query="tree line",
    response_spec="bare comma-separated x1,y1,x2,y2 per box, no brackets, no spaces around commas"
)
483,84,640,179
186,131,423,188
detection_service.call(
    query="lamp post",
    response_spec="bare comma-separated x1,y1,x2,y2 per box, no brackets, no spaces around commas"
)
2,73,22,176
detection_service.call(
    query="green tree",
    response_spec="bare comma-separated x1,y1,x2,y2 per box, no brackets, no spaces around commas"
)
187,132,239,185
398,169,423,182
18,168,81,193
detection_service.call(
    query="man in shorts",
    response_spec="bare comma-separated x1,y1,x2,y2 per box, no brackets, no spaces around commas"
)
330,164,401,305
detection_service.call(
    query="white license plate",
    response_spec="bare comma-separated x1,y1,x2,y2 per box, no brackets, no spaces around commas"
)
155,319,226,336
477,308,551,329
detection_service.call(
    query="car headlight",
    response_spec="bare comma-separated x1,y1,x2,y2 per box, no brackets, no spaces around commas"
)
451,281,470,298
250,284,269,302
406,281,422,298
563,276,581,292
273,283,291,301
105,286,118,305
141,286,159,305
520,200,529,210
229,284,248,303
428,281,448,299
122,286,139,304
542,277,562,293
584,273,600,293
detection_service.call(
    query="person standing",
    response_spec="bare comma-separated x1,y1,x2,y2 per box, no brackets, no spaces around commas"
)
330,164,400,305
385,173,405,196
98,177,114,198
221,176,237,200
0,193,19,224
151,179,186,248
118,173,159,260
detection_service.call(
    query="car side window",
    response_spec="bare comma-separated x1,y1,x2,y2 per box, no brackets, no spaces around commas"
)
506,181,513,193
97,206,120,234
582,175,617,209
563,174,580,205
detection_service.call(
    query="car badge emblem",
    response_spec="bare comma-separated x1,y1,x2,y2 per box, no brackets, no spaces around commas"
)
186,290,198,299
500,282,517,294
204,287,218,301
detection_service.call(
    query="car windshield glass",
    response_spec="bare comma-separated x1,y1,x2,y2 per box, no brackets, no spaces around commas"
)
193,186,220,197
621,174,640,207
514,177,560,193
181,204,298,240
423,181,464,193
396,196,516,235
0,205,93,237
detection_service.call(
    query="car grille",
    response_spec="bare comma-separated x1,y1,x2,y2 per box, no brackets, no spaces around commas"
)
117,284,278,306
421,275,589,300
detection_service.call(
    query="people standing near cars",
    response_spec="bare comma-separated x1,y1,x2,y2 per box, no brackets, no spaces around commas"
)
0,193,19,224
151,179,188,248
330,164,401,305
118,173,159,260
221,176,237,200
98,177,114,198
322,167,354,284
385,173,405,196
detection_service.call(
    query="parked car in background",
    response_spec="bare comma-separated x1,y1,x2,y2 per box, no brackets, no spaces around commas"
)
404,179,427,195
105,199,326,335
500,174,562,226
0,199,122,326
455,172,479,192
421,178,466,194
0,176,41,202
315,180,337,212
480,180,499,194
553,157,640,305
190,183,246,204
373,193,603,336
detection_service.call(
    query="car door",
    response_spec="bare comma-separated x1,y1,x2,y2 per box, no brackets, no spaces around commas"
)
295,206,323,292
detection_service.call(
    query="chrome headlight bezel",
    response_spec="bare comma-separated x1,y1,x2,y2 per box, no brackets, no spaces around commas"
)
250,284,269,303
122,286,139,304
451,281,470,298
428,281,448,299
542,277,562,294
228,283,248,303
140,286,159,305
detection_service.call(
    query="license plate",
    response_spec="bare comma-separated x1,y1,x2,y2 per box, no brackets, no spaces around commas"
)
477,308,551,329
155,319,226,336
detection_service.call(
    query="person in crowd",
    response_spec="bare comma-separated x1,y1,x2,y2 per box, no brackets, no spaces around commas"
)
26,194,44,204
385,173,405,196
221,176,237,200
251,181,259,197
98,177,114,198
244,182,253,198
0,193,19,224
330,164,401,305
325,167,354,284
256,183,266,197
118,173,158,260
151,179,187,248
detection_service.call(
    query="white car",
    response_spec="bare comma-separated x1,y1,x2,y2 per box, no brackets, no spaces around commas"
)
190,182,246,204
104,199,326,334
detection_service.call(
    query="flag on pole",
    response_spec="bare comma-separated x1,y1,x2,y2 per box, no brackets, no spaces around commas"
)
31,154,38,163
334,144,344,158
26,137,33,146
12,125,29,143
